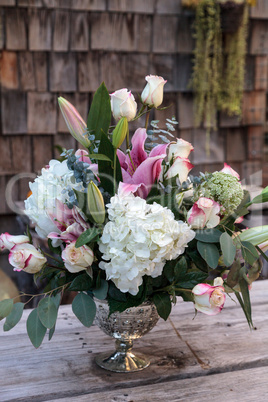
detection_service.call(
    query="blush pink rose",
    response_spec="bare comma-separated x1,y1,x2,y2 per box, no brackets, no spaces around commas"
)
62,241,94,273
187,198,221,229
141,75,167,108
9,243,47,274
192,277,226,316
0,233,30,251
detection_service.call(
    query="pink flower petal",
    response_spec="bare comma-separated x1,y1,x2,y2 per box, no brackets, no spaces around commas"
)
129,128,148,168
192,283,213,296
187,204,206,229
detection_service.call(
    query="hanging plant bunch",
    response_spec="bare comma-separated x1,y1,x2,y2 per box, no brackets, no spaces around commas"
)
187,0,255,135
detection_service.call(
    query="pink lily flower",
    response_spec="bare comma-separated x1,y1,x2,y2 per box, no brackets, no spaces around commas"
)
117,128,168,199
47,200,90,243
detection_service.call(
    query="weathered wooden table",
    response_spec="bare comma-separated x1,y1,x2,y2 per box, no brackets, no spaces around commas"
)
0,280,267,401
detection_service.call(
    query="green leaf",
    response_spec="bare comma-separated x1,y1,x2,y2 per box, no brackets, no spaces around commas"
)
174,256,188,281
236,278,253,328
87,153,113,162
87,82,111,141
47,294,61,341
197,241,220,269
48,325,56,341
247,186,268,205
226,259,241,288
75,226,101,248
98,132,122,195
176,272,208,289
68,273,92,291
186,249,209,272
0,299,13,321
27,308,47,348
195,228,222,243
93,279,108,300
241,241,259,266
152,293,172,321
220,232,236,267
108,282,127,302
3,302,24,331
72,293,96,327
37,297,58,329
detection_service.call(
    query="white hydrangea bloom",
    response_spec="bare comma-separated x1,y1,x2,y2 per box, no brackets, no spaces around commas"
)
25,159,84,239
98,193,195,296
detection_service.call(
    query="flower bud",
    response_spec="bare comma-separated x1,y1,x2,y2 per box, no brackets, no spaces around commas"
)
112,117,128,149
87,182,105,224
110,89,137,121
192,277,226,315
0,233,30,251
141,75,167,108
58,97,90,148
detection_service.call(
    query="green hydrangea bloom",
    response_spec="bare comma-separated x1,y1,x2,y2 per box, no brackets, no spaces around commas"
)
194,172,244,215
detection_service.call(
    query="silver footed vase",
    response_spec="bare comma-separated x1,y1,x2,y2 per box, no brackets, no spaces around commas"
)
94,299,160,373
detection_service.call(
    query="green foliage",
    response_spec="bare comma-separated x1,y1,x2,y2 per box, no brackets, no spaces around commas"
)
195,228,222,243
0,299,13,321
68,273,92,291
153,293,172,321
93,279,109,300
37,297,58,330
112,117,128,149
87,82,111,141
241,241,259,266
220,232,236,267
3,303,24,332
72,293,96,327
197,241,220,269
75,226,102,248
27,309,47,348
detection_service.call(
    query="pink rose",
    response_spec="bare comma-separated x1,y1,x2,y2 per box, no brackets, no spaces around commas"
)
0,233,30,251
192,277,226,315
221,163,240,180
141,75,167,108
9,243,47,274
165,157,193,184
62,241,94,273
168,138,194,161
187,198,221,229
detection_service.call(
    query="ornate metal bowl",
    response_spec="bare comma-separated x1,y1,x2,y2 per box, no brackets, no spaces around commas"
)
94,299,160,372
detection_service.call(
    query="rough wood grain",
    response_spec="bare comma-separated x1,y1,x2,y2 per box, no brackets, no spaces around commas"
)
0,281,267,401
0,51,19,90
52,10,70,52
28,8,52,51
49,53,77,92
27,92,57,134
1,90,27,134
19,52,36,91
33,52,48,92
5,8,27,50
70,12,89,51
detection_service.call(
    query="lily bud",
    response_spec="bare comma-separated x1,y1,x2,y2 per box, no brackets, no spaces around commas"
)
87,182,105,224
112,117,128,149
58,97,90,148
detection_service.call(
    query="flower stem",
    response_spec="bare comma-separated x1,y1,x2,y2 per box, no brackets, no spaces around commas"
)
113,149,117,195
145,107,151,130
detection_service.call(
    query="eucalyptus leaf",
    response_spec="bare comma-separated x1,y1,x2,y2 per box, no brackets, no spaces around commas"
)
27,308,47,348
0,299,13,321
48,325,56,341
197,241,220,269
37,297,58,329
87,82,111,141
220,232,236,267
238,278,253,327
195,228,222,243
152,293,172,321
3,302,24,331
69,273,92,292
87,153,113,162
93,279,108,300
72,293,96,327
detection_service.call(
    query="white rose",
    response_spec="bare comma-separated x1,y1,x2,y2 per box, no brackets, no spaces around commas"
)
110,88,137,121
62,241,94,273
168,138,194,161
0,233,30,251
141,75,167,108
9,243,47,274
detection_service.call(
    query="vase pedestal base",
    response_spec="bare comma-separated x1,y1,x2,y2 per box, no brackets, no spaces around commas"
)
95,349,150,372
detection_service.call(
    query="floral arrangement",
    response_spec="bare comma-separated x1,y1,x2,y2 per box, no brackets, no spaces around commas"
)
0,75,268,348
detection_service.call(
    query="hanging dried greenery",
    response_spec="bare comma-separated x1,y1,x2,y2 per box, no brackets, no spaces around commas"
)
184,0,251,152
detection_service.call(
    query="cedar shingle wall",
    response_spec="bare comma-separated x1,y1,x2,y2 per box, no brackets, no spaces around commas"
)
0,0,268,218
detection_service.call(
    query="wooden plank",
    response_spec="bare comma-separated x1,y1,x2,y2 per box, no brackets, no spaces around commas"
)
78,52,100,92
250,0,268,19
28,8,52,51
19,52,36,91
254,55,268,90
242,91,266,125
178,93,194,129
0,51,19,89
219,112,240,128
27,92,57,134
244,55,255,91
91,13,151,53
49,52,77,92
151,55,177,92
108,0,154,14
247,126,264,161
155,0,182,14
52,10,70,52
33,52,48,92
0,9,4,50
33,135,53,172
0,281,267,401
0,175,19,214
177,15,195,53
5,8,27,50
0,137,13,175
242,160,263,185
153,15,178,53
50,366,268,402
11,136,32,173
192,129,225,164
226,127,247,162
70,12,89,51
0,0,16,5
1,90,27,134
250,20,268,55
